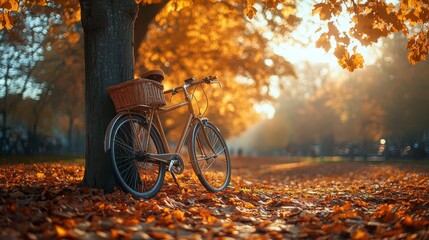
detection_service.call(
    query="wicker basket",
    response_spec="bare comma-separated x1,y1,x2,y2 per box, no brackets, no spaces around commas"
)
107,78,166,111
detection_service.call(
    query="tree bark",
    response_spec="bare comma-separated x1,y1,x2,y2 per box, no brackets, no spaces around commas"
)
79,0,138,191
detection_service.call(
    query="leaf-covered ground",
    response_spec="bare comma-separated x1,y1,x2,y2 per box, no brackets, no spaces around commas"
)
0,157,428,239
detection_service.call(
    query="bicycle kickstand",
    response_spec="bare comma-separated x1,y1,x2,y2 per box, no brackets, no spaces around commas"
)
170,172,182,190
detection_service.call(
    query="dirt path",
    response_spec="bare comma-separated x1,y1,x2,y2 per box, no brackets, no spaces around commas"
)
231,155,301,168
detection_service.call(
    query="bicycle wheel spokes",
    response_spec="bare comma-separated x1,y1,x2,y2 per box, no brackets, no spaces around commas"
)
109,114,166,198
190,122,231,192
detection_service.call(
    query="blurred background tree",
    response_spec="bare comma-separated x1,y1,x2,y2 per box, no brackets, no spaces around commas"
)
135,1,298,139
1,1,82,155
232,33,429,159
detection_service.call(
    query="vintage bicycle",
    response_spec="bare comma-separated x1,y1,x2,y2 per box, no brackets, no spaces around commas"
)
104,70,231,198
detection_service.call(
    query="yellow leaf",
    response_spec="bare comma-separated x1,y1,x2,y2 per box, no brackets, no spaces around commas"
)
244,201,255,209
37,172,45,178
406,0,418,8
351,52,364,69
54,225,68,238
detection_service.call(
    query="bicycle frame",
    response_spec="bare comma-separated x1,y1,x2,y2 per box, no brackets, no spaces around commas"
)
104,80,218,172
149,82,218,165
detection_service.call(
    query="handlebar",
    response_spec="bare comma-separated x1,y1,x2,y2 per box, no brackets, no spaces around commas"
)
185,75,219,86
164,75,222,95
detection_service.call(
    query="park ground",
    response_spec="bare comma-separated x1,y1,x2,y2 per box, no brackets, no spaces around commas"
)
0,156,428,239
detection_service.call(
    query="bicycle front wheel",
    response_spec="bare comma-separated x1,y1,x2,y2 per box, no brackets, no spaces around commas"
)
108,114,166,198
189,121,231,192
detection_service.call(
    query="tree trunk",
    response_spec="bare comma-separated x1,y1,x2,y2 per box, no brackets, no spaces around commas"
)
79,0,138,191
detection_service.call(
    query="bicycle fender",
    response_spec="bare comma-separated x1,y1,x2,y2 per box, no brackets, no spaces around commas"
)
104,113,126,152
104,112,151,152
200,118,221,132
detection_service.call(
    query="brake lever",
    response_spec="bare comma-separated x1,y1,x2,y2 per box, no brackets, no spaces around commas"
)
172,88,179,95
212,81,223,88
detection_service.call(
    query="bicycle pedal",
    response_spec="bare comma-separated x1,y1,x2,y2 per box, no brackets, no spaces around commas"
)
168,159,177,172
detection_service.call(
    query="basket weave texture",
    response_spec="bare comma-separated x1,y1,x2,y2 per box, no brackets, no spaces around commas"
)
107,78,166,111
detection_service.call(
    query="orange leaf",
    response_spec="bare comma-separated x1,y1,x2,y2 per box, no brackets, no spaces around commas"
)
172,209,186,222
352,229,369,240
312,2,331,20
245,6,257,19
1,0,19,11
123,218,139,226
316,32,331,52
146,215,156,222
55,225,75,238
321,222,347,233
148,231,174,240
4,13,13,30
200,209,217,225
200,209,211,219
402,214,414,227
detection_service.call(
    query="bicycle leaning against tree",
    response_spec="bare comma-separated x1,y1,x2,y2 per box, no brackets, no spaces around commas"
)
104,70,231,198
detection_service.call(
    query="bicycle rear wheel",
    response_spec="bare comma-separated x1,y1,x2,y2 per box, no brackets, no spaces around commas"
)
108,114,165,198
189,121,231,192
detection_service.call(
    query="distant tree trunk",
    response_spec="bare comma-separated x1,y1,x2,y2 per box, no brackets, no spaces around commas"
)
79,0,138,191
0,110,6,140
67,111,74,153
1,60,11,144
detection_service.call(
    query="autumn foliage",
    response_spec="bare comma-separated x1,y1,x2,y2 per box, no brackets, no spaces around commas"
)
310,0,429,70
2,0,429,70
1,158,428,239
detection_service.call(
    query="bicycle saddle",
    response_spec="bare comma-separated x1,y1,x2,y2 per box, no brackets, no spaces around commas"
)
141,69,165,82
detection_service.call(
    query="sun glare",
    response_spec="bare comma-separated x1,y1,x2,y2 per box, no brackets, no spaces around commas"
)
274,42,379,67
254,102,276,119
252,1,382,119
272,1,381,68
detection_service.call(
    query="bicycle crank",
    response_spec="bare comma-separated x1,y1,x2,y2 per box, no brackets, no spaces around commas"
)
168,155,185,174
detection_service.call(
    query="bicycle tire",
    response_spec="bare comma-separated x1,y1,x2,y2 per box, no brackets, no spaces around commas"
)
188,121,231,192
108,114,166,198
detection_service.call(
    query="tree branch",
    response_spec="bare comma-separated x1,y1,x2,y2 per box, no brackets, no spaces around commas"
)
134,0,170,63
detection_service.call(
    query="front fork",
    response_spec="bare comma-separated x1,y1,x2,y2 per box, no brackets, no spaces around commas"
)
195,118,218,158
